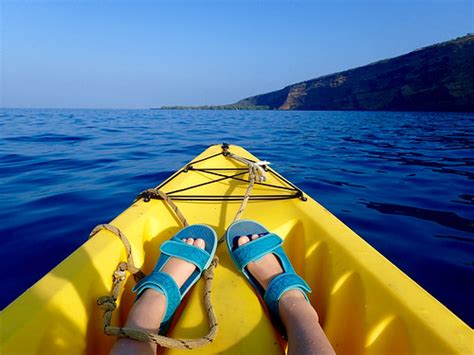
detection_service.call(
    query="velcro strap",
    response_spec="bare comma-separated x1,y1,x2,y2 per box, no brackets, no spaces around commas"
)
233,233,283,269
160,240,210,272
132,271,181,323
264,273,311,317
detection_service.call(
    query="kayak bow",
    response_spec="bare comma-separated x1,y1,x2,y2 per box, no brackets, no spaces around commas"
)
1,144,471,354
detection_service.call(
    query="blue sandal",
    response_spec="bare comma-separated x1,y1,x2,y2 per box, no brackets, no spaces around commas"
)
133,224,217,334
225,219,311,337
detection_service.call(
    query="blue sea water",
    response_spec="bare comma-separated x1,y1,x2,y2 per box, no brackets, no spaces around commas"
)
0,108,473,326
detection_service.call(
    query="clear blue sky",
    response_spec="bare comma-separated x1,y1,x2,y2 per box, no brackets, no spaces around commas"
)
1,0,473,109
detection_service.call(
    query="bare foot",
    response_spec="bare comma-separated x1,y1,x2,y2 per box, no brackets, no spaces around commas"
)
237,234,284,289
161,237,205,287
237,235,305,300
133,237,206,310
112,238,206,354
237,234,334,355
125,238,206,328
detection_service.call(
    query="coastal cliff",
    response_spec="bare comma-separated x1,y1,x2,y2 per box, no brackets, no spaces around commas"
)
235,34,474,111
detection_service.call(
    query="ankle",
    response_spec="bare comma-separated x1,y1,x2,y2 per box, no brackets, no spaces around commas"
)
280,289,306,302
138,288,166,303
125,289,167,331
279,290,319,323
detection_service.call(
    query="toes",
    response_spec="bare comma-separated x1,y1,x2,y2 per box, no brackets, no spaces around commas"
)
238,236,250,246
250,234,259,240
194,238,205,249
182,237,205,249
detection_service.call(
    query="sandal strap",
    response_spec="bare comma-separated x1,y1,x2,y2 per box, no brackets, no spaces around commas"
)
264,273,311,317
161,240,210,272
132,271,181,323
233,233,283,269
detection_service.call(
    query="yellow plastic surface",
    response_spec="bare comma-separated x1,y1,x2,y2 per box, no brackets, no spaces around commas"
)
1,144,472,354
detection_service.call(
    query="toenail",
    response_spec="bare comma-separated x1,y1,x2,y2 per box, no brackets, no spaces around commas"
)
238,236,250,246
251,234,259,240
195,238,205,247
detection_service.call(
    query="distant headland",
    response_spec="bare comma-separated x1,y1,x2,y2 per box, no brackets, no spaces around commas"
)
156,104,269,110
155,34,474,112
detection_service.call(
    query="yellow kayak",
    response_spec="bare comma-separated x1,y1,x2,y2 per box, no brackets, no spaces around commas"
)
0,144,471,354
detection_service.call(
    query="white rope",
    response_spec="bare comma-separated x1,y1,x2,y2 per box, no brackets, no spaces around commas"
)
227,153,270,182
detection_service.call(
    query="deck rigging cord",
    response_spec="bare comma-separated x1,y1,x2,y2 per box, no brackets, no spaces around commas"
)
91,143,305,349
135,143,306,202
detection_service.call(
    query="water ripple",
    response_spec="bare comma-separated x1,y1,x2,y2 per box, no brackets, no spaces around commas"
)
5,133,92,143
363,201,474,233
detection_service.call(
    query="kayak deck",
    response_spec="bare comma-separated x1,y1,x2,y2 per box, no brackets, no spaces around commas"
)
1,144,471,354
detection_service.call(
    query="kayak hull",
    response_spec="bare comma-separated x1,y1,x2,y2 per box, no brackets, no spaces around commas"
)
1,144,471,354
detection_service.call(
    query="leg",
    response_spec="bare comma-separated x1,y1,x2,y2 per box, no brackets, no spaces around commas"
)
111,238,205,355
280,290,335,355
238,235,335,355
111,289,164,355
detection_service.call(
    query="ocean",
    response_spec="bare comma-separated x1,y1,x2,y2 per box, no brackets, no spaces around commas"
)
0,108,473,326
